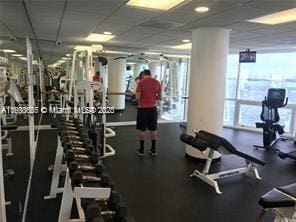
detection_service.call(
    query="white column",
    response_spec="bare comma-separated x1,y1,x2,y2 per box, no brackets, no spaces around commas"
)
108,58,126,110
134,63,143,78
149,62,161,79
186,27,231,159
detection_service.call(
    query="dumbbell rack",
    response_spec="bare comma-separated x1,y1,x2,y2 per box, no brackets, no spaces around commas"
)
58,167,111,222
45,118,135,222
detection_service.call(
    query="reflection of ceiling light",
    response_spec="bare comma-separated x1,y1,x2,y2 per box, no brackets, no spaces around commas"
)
74,45,90,50
103,31,112,35
248,8,296,25
164,54,191,58
11,54,22,57
182,39,190,43
2,49,16,53
57,60,66,64
85,33,115,42
19,57,27,61
61,57,68,60
126,0,185,10
103,50,131,55
145,51,162,55
171,43,192,49
195,6,209,13
127,62,136,65
66,54,70,57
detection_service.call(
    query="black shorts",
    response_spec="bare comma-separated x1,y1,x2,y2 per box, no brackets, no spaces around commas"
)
136,107,158,131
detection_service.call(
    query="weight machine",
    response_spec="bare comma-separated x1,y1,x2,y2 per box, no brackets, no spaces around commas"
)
254,88,288,150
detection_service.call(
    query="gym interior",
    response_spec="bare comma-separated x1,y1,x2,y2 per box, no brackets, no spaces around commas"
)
0,1,296,222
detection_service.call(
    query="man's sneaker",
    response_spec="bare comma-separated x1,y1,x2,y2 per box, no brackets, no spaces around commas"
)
149,149,158,156
136,149,144,156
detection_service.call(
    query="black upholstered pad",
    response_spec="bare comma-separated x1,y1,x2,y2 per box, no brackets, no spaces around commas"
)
278,151,296,160
259,190,295,209
180,133,208,151
278,183,296,198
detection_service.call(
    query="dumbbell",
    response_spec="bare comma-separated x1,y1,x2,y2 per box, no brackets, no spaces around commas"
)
60,130,89,140
81,190,121,213
65,150,99,164
63,143,95,155
85,201,128,221
71,170,110,186
69,161,105,176
61,135,92,147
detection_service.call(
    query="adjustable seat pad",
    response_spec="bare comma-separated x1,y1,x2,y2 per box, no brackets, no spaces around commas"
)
278,183,296,198
259,190,295,209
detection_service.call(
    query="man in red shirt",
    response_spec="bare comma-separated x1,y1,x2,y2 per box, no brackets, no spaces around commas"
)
93,71,103,84
136,69,162,156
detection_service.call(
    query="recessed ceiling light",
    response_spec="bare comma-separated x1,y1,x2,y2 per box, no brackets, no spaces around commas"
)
182,39,190,43
2,49,16,53
66,54,71,57
103,31,113,35
126,0,185,10
19,57,27,61
171,43,192,49
85,33,115,42
248,8,296,25
74,45,90,50
11,54,23,57
195,6,209,13
61,57,68,60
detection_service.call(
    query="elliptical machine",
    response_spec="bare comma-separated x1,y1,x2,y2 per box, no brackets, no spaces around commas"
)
254,88,288,150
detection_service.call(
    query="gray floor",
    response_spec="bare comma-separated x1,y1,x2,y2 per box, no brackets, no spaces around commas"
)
3,123,296,222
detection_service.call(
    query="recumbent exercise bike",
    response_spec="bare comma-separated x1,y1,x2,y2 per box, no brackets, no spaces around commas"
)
254,88,288,150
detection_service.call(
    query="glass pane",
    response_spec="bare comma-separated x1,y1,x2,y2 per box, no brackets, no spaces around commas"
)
238,52,296,103
159,97,186,121
239,104,262,127
223,100,235,125
238,104,292,133
225,54,239,99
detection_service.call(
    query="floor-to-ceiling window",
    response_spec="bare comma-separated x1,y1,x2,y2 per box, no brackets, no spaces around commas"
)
224,52,296,135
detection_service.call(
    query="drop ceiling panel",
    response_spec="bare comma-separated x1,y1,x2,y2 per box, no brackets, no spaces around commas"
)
67,0,125,15
246,1,296,12
112,5,163,20
127,27,165,35
209,6,270,24
114,32,151,42
26,1,65,18
94,22,134,34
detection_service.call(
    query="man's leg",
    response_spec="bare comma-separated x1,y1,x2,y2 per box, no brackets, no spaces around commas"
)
148,108,158,156
136,108,147,156
150,130,157,154
138,130,145,153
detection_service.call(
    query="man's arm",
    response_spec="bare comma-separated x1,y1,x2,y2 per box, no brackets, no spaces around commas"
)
136,91,141,100
156,82,162,100
135,82,141,100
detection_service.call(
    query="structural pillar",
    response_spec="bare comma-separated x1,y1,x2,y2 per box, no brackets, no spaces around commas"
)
186,27,231,159
149,62,161,79
108,58,126,110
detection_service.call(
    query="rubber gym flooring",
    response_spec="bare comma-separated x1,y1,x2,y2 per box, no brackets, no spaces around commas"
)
3,123,296,222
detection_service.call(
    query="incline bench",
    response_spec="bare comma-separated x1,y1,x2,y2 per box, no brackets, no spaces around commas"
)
257,183,296,222
180,130,265,194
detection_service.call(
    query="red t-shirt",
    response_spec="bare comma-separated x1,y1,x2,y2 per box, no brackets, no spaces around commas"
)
136,77,161,108
93,75,103,83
